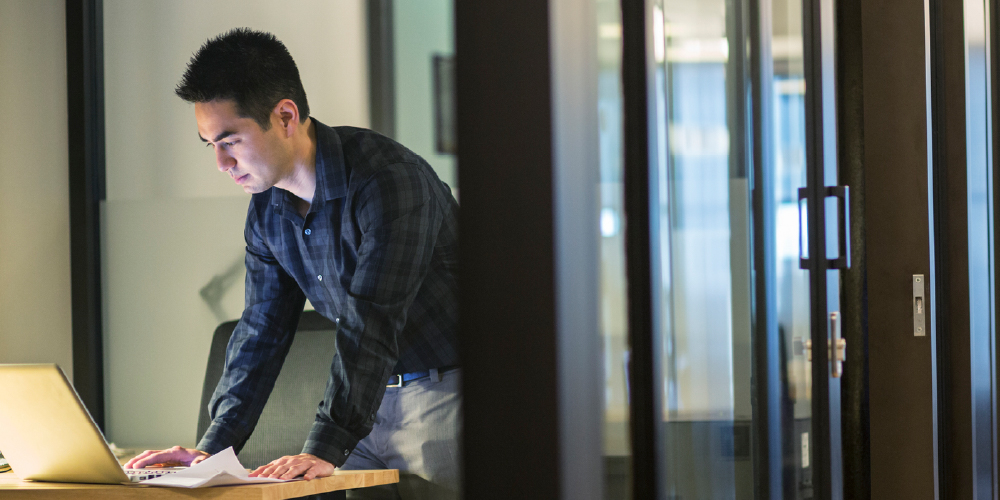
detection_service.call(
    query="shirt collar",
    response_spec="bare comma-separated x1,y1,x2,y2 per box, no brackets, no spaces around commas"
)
271,118,349,213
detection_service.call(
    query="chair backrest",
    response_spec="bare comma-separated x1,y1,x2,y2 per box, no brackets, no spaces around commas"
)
197,310,337,469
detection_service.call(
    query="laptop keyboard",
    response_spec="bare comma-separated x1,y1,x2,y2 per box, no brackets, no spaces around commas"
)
124,468,184,482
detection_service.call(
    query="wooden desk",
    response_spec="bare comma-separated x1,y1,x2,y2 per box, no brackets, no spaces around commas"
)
0,469,399,499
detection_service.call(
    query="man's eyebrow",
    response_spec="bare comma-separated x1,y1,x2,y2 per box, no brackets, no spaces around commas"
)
198,130,236,143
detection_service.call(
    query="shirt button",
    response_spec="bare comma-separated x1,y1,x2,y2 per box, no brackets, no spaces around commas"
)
304,228,312,235
343,449,350,455
317,275,323,281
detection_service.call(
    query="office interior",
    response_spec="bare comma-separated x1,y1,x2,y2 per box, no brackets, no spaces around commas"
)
0,0,996,498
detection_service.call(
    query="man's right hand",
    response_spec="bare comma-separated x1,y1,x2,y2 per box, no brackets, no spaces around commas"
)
123,446,210,469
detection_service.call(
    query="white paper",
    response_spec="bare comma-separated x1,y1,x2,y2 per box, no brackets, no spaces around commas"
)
141,447,292,488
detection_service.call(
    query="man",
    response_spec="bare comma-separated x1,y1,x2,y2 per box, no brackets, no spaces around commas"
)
124,28,460,499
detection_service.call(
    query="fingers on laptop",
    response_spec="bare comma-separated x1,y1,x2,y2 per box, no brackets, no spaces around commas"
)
124,446,208,469
123,450,157,468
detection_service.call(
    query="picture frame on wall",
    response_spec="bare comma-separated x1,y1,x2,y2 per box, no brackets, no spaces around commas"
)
433,54,456,155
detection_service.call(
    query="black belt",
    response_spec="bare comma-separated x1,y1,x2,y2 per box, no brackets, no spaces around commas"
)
387,365,458,387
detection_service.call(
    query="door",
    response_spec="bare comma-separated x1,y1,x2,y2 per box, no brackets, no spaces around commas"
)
800,0,846,497
756,0,847,497
623,0,847,498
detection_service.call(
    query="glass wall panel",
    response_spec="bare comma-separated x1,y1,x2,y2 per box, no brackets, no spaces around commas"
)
771,0,814,496
595,0,632,498
393,0,456,190
651,0,815,496
962,0,995,485
655,0,755,497
101,0,369,448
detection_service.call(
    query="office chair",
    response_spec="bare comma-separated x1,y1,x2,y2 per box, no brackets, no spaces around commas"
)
197,310,338,470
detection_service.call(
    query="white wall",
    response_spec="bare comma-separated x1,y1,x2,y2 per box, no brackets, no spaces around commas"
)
101,0,369,448
0,1,73,378
103,0,370,202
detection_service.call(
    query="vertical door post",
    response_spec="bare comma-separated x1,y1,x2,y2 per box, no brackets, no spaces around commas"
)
65,0,106,431
621,0,664,498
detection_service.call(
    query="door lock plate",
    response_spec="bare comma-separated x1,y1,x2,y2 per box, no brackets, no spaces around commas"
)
913,274,925,336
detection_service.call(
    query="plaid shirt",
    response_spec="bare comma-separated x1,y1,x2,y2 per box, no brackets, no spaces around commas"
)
196,120,459,467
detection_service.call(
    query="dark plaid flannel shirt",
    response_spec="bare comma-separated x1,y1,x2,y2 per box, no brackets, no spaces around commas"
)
196,119,459,467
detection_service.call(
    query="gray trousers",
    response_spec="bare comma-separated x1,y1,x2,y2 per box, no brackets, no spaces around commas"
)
339,367,462,500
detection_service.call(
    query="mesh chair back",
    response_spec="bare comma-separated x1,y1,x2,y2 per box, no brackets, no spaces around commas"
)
197,310,337,469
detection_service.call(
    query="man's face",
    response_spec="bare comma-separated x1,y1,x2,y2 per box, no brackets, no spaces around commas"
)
195,99,291,194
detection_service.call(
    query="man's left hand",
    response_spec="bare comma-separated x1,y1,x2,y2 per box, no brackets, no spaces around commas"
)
249,453,336,480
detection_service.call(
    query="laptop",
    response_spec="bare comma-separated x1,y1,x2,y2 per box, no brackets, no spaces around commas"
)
0,363,185,483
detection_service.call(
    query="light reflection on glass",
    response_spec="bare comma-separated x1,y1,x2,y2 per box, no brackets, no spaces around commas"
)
656,0,753,496
652,0,814,496
772,0,813,495
596,0,631,498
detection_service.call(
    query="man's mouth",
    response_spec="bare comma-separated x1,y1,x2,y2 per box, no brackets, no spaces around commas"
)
234,173,250,185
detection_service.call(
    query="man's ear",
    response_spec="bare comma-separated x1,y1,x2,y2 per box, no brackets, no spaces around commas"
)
273,99,300,137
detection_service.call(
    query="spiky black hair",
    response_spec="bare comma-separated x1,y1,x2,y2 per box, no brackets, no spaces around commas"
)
175,28,310,130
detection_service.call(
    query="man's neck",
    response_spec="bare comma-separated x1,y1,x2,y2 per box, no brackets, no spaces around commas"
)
276,118,318,213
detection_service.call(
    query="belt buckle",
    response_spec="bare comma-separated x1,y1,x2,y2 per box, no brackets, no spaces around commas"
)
387,375,403,387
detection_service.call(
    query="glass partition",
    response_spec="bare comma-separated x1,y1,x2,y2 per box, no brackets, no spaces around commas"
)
771,0,814,494
100,0,370,448
654,0,755,496
393,0,456,191
962,0,995,482
595,0,632,498
650,0,815,496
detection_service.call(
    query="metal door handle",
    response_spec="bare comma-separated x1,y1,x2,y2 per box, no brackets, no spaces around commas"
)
808,313,847,377
798,188,809,270
798,186,851,270
831,312,846,378
826,186,850,270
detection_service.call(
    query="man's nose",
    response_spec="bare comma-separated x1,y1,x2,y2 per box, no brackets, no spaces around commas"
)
215,146,235,172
